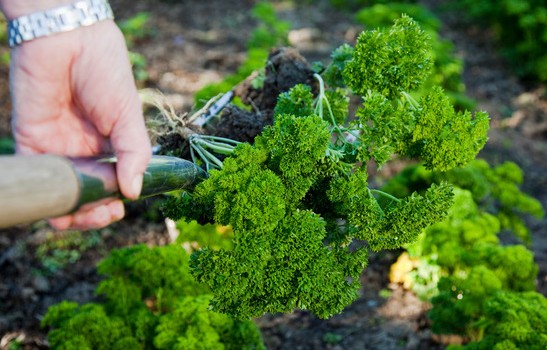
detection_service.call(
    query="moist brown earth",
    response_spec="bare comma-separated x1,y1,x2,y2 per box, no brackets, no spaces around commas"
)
205,48,317,145
1,0,546,349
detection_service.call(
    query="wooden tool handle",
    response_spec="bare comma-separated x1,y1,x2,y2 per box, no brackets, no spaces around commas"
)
0,155,81,228
0,154,207,229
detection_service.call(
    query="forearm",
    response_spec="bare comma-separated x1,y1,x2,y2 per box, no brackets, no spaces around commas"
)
0,0,75,19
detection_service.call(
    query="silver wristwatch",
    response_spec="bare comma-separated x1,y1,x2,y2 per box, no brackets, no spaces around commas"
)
7,0,114,48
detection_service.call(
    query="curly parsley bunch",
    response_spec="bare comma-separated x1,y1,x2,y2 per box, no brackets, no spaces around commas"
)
165,15,491,320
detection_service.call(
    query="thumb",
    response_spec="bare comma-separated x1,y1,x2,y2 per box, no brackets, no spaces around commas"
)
110,100,151,200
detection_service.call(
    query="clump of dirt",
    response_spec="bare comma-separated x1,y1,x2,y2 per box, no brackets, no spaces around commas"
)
206,104,270,144
207,47,318,143
235,47,318,112
207,48,318,142
157,47,318,154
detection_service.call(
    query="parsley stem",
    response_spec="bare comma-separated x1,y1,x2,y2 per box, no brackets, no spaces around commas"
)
313,73,348,142
199,135,242,145
401,91,420,110
199,147,224,169
188,134,240,169
190,144,213,170
194,138,236,154
369,189,401,203
190,137,225,170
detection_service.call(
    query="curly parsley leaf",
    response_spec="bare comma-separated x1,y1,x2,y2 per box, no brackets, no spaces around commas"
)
344,15,432,99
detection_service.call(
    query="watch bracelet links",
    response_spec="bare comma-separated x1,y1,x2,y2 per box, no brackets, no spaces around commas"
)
7,0,114,48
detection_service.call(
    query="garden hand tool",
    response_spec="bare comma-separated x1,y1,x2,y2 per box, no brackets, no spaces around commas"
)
0,154,207,228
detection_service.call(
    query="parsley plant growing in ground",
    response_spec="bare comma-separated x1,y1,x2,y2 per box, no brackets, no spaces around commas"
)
163,16,490,320
385,160,546,347
42,244,265,350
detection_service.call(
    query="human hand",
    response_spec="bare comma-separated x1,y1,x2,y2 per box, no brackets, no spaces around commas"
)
6,17,151,230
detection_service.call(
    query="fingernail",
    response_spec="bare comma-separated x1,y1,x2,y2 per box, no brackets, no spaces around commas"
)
131,174,144,199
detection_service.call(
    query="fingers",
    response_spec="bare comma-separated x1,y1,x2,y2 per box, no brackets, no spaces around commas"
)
75,22,152,200
49,199,125,230
14,142,39,155
110,99,151,200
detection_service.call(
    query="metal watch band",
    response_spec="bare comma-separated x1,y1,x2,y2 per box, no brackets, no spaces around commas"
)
7,0,114,48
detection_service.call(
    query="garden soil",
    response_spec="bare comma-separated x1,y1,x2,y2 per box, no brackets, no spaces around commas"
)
0,0,546,349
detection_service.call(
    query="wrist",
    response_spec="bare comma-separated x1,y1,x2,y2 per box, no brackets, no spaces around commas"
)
1,0,75,19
